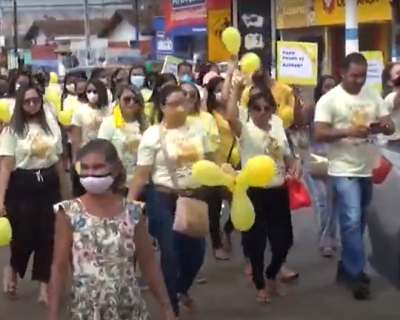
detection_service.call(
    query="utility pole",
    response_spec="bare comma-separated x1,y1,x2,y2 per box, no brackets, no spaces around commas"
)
390,0,400,62
12,0,18,68
84,0,91,66
133,0,139,48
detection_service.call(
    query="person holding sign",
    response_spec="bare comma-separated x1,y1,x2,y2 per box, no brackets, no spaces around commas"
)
314,53,394,300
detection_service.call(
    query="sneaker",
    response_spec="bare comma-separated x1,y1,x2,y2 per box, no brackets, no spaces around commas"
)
195,274,207,284
336,269,371,300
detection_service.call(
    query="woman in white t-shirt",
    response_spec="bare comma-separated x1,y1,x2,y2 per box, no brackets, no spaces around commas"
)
98,84,147,193
226,81,300,303
127,84,213,318
0,84,67,304
70,78,112,196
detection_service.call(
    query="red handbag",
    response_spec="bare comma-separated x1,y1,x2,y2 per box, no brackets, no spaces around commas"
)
287,178,312,211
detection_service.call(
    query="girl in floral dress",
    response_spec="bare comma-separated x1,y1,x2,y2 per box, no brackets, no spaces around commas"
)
49,139,176,320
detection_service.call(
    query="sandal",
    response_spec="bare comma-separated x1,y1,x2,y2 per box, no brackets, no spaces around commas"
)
256,289,270,304
214,248,229,261
3,267,17,299
38,284,49,305
267,279,285,297
178,293,197,311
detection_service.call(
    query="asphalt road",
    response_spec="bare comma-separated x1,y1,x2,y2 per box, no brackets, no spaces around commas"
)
1,208,400,320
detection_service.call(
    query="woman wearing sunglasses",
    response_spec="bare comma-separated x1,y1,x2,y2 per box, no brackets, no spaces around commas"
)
98,84,147,195
0,84,68,304
225,78,300,304
70,78,112,196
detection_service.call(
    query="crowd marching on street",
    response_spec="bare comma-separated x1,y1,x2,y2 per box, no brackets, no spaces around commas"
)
0,37,399,319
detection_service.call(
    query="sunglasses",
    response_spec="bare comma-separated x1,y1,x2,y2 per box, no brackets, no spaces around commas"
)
122,96,140,104
86,90,97,94
23,97,41,105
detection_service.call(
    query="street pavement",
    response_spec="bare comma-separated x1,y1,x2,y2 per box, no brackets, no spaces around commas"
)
1,208,400,320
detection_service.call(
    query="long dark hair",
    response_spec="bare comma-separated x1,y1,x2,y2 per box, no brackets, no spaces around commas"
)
156,85,183,123
8,72,32,98
60,74,76,111
10,84,52,136
86,78,108,110
77,138,125,193
314,75,336,103
110,68,125,101
382,62,398,98
206,76,224,113
149,73,177,124
116,84,147,132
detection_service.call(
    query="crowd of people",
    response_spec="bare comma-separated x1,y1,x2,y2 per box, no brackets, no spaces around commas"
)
0,51,398,320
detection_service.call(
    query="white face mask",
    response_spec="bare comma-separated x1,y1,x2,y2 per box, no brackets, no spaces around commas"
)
80,175,114,194
66,83,75,93
87,92,98,104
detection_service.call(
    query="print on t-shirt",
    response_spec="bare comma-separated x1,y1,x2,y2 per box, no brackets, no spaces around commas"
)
30,132,52,158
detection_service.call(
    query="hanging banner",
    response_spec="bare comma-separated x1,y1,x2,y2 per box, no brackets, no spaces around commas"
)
237,0,271,68
164,0,207,35
361,51,384,93
276,41,318,86
207,9,231,62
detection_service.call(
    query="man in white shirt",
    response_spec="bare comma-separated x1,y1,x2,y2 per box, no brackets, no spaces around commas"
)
314,53,394,300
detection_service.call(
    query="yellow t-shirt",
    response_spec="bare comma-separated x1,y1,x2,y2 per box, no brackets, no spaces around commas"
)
315,85,389,177
0,121,63,169
137,122,211,189
187,111,220,152
98,116,142,186
212,111,240,166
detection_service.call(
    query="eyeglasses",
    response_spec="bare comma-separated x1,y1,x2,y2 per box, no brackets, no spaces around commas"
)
23,97,41,105
122,96,140,104
86,90,97,94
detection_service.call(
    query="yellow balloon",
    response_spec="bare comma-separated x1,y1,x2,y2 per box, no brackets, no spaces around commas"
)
49,72,58,83
58,109,73,126
239,155,276,187
0,99,10,123
230,186,255,231
278,106,294,128
221,27,241,54
192,160,234,190
0,217,12,246
240,52,260,75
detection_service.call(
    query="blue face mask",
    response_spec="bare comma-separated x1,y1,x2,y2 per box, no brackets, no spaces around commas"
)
130,75,145,88
180,74,193,83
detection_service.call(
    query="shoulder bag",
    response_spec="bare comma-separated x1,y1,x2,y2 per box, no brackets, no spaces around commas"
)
158,125,209,238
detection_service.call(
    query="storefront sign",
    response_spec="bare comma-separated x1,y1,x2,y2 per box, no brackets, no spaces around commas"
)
164,0,207,34
276,0,316,29
362,51,384,92
207,9,231,62
276,41,318,85
315,0,391,25
156,32,173,60
237,0,271,68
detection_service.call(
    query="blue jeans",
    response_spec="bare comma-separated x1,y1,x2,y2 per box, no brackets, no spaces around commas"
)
331,176,373,278
303,172,338,248
146,189,206,316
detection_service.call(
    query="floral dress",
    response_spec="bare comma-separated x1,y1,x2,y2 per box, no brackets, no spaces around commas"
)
54,199,150,320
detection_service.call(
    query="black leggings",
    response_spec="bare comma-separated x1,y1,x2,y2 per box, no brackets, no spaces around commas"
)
205,187,234,250
242,185,293,290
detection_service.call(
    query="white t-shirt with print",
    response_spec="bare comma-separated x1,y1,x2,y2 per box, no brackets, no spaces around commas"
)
71,103,112,146
383,92,400,141
137,123,211,189
0,120,63,170
314,84,389,177
98,116,142,186
238,115,290,188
